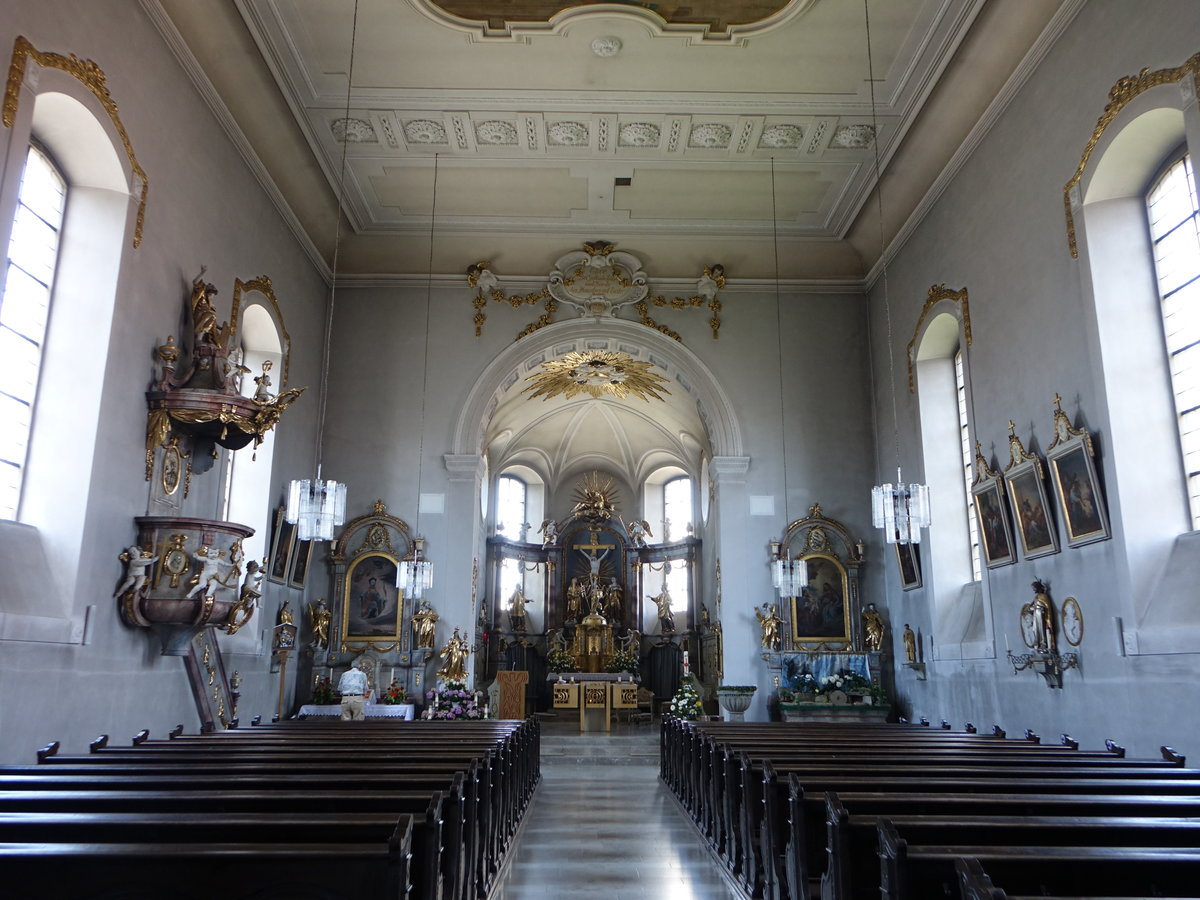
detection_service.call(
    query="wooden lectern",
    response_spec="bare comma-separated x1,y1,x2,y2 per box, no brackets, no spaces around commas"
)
495,670,528,720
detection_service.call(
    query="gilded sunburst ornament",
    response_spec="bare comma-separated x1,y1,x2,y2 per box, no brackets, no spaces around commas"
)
523,350,670,402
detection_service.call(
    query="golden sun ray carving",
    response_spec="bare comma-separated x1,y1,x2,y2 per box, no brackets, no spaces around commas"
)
523,350,670,402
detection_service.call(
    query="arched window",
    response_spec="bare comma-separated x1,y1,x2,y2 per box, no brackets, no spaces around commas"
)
495,474,528,540
1147,153,1200,526
662,475,693,543
0,145,66,519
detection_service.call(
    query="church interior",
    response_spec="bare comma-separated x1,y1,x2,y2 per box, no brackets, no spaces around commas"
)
4,0,1200,856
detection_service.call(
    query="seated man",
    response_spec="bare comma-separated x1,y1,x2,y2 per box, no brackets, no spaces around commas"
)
337,659,370,720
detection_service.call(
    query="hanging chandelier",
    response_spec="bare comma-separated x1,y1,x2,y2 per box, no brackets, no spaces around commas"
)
862,0,929,545
285,0,360,542
397,153,440,597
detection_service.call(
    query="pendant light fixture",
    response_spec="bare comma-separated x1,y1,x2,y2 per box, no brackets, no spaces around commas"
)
768,156,804,599
397,153,439,599
285,0,361,542
863,0,930,544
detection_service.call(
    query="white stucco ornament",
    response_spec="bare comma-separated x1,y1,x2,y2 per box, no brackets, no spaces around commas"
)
591,36,622,57
548,240,648,318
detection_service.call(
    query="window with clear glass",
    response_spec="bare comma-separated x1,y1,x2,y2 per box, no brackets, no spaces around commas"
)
1147,154,1200,527
0,146,66,520
956,350,982,580
662,476,692,542
495,474,528,540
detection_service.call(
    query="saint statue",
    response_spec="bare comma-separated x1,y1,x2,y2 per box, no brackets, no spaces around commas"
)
756,603,782,650
412,599,439,649
604,578,622,618
902,623,917,663
437,626,470,682
565,578,584,622
651,589,676,634
1029,580,1056,653
507,585,528,632
308,597,332,649
861,603,885,652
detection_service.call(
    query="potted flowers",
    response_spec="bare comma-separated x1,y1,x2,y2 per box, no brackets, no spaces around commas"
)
715,684,757,721
379,679,407,705
425,679,489,719
668,681,705,721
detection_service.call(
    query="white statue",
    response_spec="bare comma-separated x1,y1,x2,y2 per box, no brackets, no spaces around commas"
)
115,544,158,598
186,544,223,599
539,518,559,548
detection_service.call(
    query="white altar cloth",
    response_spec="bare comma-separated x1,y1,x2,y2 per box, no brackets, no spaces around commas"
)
297,703,415,720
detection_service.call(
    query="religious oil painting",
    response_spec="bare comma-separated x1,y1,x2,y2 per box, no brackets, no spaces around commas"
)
894,542,922,591
790,553,850,644
1005,460,1059,560
342,552,402,640
288,538,313,590
1049,440,1110,548
268,506,296,584
972,480,1016,568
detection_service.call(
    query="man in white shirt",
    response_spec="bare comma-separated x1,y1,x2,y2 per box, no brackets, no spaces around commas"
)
338,660,370,720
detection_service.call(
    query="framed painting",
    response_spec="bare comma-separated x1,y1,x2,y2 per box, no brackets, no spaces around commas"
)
342,551,402,641
790,553,851,645
288,538,313,590
1005,457,1059,559
971,444,1017,569
1047,411,1110,548
268,506,295,584
894,542,922,591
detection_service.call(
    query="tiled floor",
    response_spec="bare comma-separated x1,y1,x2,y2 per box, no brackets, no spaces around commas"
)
492,738,737,898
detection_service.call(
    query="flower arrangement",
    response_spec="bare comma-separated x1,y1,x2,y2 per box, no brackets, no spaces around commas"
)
546,648,578,673
425,679,488,719
790,672,820,695
311,676,338,705
604,650,640,676
668,681,704,720
379,679,407,705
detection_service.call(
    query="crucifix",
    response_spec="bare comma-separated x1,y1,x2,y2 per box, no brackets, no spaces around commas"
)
574,529,615,579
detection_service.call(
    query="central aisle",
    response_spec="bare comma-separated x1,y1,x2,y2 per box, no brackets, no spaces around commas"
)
491,722,736,898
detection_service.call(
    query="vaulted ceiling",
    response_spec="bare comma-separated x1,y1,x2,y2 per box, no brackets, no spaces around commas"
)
155,0,1071,281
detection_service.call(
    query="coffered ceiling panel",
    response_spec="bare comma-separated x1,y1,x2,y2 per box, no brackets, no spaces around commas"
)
157,0,1070,277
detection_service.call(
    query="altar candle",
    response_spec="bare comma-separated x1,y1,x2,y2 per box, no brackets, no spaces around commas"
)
1005,634,1010,653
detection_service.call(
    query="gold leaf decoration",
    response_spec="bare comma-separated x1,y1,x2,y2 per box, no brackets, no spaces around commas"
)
523,350,670,402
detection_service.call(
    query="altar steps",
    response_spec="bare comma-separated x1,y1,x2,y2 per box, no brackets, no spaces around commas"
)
537,717,660,765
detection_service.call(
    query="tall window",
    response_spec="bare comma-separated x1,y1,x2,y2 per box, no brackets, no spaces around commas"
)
662,476,692,542
1147,153,1200,527
495,474,528,540
0,146,66,520
956,350,982,580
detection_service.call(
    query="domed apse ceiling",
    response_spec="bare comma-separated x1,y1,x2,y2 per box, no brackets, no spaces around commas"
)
155,0,1070,280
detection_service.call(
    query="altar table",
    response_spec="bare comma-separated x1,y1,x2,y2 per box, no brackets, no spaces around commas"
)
548,673,639,732
297,703,415,720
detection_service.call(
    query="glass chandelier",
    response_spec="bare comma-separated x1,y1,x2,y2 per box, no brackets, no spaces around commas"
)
399,537,434,599
286,473,347,542
871,470,931,544
770,541,806,599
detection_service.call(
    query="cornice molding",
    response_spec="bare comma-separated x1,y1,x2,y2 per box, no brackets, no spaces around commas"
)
139,0,330,282
336,272,866,295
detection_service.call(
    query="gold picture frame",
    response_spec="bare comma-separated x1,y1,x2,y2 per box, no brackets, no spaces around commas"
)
288,538,313,590
161,442,182,495
268,506,296,585
1046,398,1110,549
341,551,403,642
1003,425,1059,561
789,552,851,645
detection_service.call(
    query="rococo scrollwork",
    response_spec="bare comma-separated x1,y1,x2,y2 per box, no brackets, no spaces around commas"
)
468,241,725,344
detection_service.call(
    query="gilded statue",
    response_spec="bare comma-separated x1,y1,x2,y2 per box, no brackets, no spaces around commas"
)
114,543,158,598
1028,579,1056,653
862,603,885,652
565,577,584,621
412,599,439,649
437,626,470,682
604,578,623,617
756,603,782,651
307,597,331,649
508,585,528,632
902,623,917,663
652,589,676,634
189,275,227,350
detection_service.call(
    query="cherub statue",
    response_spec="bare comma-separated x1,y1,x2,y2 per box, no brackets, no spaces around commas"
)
756,602,782,651
696,263,726,302
185,544,224,599
308,597,332,649
114,544,159,598
224,559,265,636
466,261,499,295
538,518,559,548
252,360,275,402
619,629,641,655
412,599,439,649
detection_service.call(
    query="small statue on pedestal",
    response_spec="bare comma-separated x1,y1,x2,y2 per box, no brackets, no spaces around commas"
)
903,624,917,662
308,597,332,649
756,602,782,650
412,599,439,649
652,589,676,634
437,626,470,682
862,603,885,652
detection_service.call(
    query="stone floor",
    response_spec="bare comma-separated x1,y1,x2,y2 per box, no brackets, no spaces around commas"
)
490,717,737,899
